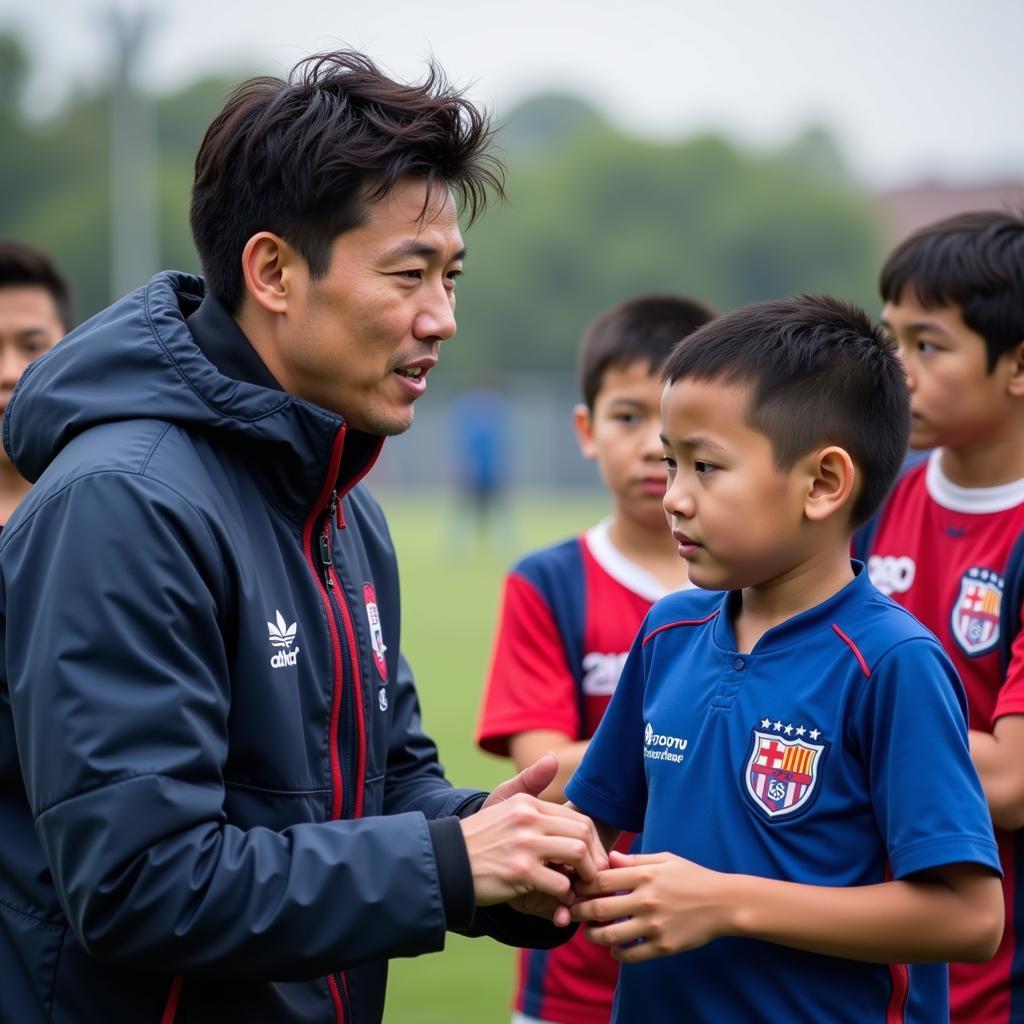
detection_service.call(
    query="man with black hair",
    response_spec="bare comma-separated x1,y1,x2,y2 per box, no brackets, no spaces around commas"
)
0,52,604,1024
0,240,71,524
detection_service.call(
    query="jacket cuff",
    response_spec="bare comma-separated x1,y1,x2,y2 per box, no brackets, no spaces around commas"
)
427,816,475,931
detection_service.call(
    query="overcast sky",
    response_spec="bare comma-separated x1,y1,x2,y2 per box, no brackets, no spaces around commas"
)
4,0,1023,187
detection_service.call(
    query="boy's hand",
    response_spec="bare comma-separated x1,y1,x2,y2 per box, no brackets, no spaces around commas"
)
572,850,728,961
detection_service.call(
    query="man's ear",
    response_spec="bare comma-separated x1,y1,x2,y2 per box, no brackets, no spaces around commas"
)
240,232,300,315
803,446,856,524
573,403,598,460
1004,340,1024,399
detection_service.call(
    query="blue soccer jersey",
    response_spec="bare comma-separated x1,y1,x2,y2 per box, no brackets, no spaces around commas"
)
566,565,1001,1024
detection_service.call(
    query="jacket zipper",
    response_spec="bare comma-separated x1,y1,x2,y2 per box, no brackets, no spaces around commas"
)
301,425,368,1024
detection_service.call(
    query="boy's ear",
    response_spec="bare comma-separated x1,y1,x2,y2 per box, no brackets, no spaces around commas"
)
573,403,598,460
1004,340,1024,398
240,231,302,315
802,446,856,524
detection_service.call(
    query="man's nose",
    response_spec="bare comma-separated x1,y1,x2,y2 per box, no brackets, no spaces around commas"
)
414,284,457,343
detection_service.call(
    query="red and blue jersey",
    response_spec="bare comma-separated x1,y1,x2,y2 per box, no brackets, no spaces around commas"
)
477,520,671,1024
567,566,1000,1024
866,451,1024,1023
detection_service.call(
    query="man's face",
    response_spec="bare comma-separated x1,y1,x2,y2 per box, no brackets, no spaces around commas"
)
0,286,65,462
278,176,464,435
881,291,1017,452
575,361,670,531
661,377,810,592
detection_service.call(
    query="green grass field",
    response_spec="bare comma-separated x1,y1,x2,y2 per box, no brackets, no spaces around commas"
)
374,490,607,1024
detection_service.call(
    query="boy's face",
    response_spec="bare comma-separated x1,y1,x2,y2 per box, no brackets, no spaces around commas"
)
660,377,811,591
0,286,65,466
881,290,1020,451
574,360,669,530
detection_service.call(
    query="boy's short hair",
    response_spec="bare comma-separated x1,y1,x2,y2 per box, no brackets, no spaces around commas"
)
0,240,73,331
190,51,505,313
880,210,1024,370
662,295,909,527
579,294,716,409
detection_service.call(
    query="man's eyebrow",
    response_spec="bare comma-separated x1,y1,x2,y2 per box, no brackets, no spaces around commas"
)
382,241,467,262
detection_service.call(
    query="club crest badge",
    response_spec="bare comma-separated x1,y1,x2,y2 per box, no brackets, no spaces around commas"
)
744,727,826,820
363,583,388,681
950,567,1003,658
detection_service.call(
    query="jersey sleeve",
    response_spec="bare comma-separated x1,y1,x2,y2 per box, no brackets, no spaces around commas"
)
992,592,1024,721
476,571,581,756
564,629,648,833
855,638,1001,880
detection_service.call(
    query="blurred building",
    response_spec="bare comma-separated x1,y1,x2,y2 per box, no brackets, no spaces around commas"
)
874,181,1024,242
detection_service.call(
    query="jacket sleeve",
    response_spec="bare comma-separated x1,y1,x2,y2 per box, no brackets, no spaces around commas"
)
2,471,457,979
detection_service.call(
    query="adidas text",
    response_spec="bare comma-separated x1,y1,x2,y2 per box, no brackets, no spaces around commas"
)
271,647,300,669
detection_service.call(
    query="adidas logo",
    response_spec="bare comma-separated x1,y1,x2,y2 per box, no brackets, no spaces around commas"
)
267,610,300,669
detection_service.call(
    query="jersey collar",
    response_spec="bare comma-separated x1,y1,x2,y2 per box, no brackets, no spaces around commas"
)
925,448,1024,514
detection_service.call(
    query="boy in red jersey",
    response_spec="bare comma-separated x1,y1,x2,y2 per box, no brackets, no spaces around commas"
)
865,210,1024,1023
476,294,714,1024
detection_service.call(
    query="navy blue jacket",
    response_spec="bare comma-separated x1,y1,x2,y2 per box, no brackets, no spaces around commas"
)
0,273,562,1023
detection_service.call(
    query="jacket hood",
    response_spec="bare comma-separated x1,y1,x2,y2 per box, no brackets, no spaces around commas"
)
4,272,378,513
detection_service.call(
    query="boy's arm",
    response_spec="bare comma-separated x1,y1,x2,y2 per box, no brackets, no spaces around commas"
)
574,853,1002,964
970,716,1024,831
509,729,589,803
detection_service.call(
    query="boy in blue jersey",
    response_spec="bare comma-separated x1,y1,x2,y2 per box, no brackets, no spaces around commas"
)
564,295,1005,1022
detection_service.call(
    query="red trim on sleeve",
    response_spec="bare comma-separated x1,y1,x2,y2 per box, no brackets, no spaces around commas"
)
832,624,871,678
642,610,719,647
160,976,184,1024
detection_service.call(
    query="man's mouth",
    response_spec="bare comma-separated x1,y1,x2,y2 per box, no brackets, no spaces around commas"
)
395,367,425,380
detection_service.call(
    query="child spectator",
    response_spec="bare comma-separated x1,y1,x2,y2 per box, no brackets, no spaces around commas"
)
567,295,1003,1023
477,294,715,1024
864,211,1024,1022
0,240,71,525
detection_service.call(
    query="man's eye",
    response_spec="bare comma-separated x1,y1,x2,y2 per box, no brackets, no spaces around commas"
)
397,269,423,281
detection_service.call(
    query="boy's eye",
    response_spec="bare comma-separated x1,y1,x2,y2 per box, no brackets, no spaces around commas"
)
694,460,715,474
917,340,939,354
659,455,677,471
612,412,638,425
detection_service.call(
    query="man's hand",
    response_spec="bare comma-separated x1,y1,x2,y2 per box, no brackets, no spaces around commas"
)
572,850,726,962
463,755,607,923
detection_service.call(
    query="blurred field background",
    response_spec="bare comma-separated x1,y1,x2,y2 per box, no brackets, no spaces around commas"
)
375,491,607,1024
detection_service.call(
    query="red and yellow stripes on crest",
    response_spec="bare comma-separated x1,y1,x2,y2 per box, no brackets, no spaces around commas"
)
781,745,815,775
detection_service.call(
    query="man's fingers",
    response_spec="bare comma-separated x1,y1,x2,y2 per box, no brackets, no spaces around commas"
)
482,754,558,808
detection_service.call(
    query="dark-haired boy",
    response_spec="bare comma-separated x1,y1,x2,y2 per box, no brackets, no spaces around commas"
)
477,294,715,1024
566,296,1004,1022
864,211,1024,1023
0,52,606,1024
0,240,71,524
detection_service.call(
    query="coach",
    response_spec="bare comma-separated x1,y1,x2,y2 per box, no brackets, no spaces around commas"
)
0,52,603,1023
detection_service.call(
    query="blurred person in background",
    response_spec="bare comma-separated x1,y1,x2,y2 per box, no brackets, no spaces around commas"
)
477,294,715,1024
0,240,71,525
0,51,606,1024
449,375,513,550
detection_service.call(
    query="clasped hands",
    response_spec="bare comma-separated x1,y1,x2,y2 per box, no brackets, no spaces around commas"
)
462,755,726,961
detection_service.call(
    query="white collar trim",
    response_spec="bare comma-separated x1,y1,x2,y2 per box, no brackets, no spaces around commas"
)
584,518,685,602
925,448,1024,514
